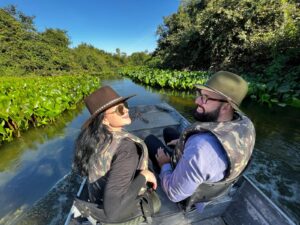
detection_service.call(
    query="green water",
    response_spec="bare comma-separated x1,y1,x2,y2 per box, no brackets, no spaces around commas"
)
0,78,299,224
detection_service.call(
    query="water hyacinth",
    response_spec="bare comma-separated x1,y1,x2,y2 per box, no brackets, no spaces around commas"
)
0,75,100,143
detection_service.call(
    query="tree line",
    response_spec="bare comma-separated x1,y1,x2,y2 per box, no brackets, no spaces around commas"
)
153,0,299,73
0,5,150,76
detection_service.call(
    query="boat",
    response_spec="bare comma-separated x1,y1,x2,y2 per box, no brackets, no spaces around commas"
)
64,103,296,225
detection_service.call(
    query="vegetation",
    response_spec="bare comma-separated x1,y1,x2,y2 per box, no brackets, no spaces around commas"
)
143,0,299,107
0,5,149,76
120,66,209,90
121,66,300,107
154,0,299,71
0,75,99,143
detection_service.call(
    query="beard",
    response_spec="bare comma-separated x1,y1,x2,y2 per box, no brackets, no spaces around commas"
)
193,104,222,122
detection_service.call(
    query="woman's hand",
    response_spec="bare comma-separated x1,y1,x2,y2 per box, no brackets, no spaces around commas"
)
140,169,157,190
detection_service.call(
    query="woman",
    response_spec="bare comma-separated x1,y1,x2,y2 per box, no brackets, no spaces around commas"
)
73,86,160,224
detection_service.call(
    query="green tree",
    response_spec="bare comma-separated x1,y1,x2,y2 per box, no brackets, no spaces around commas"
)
0,5,127,76
0,7,37,75
3,5,35,31
72,43,125,74
41,28,70,48
154,0,300,75
127,51,151,66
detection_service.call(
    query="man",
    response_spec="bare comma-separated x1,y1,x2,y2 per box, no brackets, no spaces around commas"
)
144,71,256,212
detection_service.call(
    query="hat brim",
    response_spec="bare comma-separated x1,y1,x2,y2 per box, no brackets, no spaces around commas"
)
82,94,136,129
195,84,241,112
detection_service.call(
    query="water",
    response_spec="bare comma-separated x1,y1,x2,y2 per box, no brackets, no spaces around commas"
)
0,78,299,224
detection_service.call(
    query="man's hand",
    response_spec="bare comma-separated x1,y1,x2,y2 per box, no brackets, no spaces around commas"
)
156,147,171,168
140,169,157,190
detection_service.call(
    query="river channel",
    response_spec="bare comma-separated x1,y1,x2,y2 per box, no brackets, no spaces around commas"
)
0,77,299,224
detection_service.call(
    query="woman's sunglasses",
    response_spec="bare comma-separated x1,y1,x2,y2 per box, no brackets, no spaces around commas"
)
105,102,128,116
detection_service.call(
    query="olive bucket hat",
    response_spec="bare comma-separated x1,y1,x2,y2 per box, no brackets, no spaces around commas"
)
195,71,248,111
82,85,135,128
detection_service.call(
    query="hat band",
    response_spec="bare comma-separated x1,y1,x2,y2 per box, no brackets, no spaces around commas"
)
206,85,239,106
93,97,123,116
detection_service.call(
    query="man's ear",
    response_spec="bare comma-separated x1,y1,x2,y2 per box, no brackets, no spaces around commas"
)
226,103,235,114
224,102,231,109
221,102,232,113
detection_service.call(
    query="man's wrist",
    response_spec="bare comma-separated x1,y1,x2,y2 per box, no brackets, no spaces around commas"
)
158,160,170,168
160,163,172,172
158,162,166,168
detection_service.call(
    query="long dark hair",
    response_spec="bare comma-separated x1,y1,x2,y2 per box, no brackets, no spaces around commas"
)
73,113,112,177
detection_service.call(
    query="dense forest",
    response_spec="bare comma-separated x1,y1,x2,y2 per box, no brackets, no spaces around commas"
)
148,0,299,107
0,5,150,76
153,0,299,73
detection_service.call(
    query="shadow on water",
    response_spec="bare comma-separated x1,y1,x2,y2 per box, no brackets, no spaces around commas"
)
0,77,299,224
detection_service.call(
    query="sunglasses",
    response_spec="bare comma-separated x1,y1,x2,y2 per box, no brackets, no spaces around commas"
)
105,102,129,116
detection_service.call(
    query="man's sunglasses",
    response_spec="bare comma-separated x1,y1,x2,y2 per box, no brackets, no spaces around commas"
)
105,102,129,116
196,90,227,104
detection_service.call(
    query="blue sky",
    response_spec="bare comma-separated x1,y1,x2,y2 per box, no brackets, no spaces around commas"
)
0,0,180,55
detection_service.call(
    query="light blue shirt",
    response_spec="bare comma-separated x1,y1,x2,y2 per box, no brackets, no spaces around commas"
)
159,132,229,212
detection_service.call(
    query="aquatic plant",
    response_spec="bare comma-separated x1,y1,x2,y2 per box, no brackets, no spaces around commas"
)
0,75,99,143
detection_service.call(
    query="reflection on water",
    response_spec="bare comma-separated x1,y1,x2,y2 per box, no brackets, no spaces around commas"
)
0,78,299,224
0,102,87,222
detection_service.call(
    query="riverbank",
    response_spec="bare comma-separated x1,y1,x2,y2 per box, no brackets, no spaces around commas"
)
120,66,300,108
